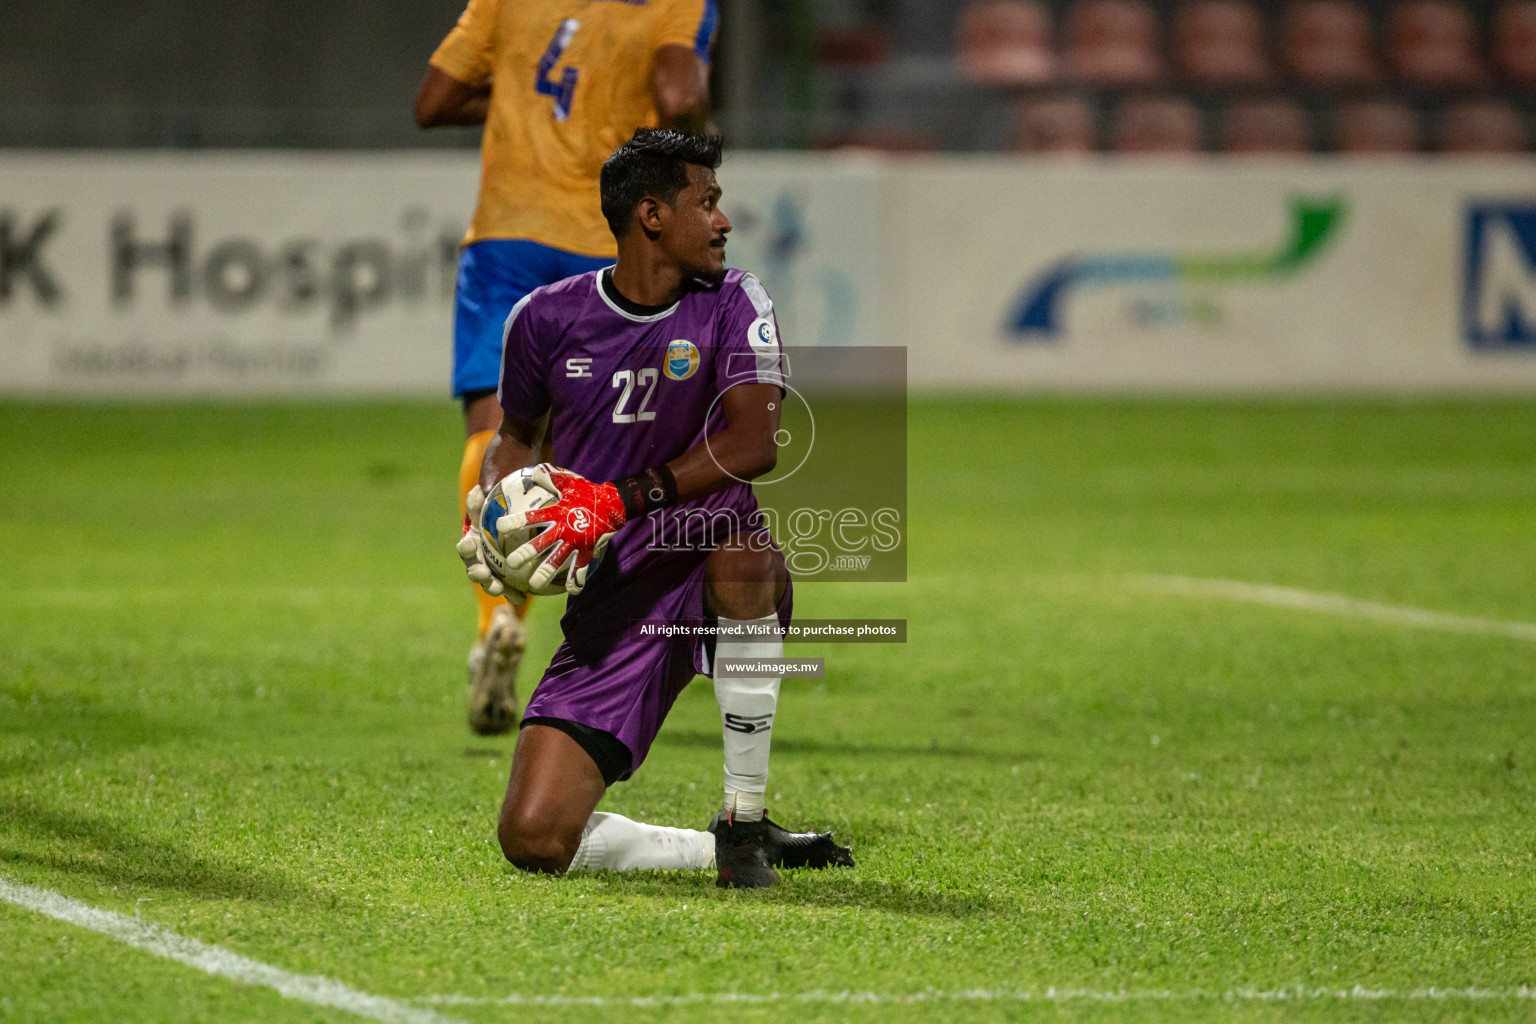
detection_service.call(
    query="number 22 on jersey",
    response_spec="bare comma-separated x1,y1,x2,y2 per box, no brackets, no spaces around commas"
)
612,369,658,423
535,19,580,120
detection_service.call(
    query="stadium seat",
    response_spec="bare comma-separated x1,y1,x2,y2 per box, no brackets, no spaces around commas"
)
1439,97,1529,151
1112,95,1204,151
1012,93,1098,151
1065,0,1167,84
1492,0,1536,84
1387,0,1488,86
1336,97,1422,151
816,26,894,66
1223,97,1314,152
1174,0,1274,84
957,0,1057,85
1282,0,1383,84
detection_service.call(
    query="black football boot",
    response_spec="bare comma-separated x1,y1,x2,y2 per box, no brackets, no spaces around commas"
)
709,811,855,871
711,815,780,889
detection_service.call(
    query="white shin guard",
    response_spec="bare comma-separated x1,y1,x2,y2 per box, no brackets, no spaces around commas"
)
714,614,784,821
566,812,715,872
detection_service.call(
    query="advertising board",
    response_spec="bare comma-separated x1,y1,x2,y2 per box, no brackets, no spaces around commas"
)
3,153,1534,394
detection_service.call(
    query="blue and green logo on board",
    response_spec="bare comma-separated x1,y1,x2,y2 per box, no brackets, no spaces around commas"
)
1007,197,1347,338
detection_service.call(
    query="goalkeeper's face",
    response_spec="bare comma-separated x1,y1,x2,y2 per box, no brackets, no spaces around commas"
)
660,164,731,284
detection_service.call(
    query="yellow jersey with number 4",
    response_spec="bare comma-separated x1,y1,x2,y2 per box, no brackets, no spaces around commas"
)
431,0,717,256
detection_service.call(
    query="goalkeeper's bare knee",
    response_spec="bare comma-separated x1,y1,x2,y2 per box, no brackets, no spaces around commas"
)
705,536,785,619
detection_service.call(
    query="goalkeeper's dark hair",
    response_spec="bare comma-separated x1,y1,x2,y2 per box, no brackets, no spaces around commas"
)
600,128,724,237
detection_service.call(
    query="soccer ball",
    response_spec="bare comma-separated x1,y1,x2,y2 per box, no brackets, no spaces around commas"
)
478,467,567,596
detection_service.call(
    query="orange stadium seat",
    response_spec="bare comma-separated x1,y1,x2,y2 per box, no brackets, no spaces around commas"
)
957,0,1057,85
1282,0,1383,84
1387,0,1488,86
1336,97,1422,150
1492,0,1536,84
1112,94,1204,151
1223,97,1314,152
1174,0,1274,84
816,26,893,65
1012,93,1099,151
1065,0,1167,84
1439,97,1529,150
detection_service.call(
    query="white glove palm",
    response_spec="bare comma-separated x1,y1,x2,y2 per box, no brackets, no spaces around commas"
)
457,484,525,604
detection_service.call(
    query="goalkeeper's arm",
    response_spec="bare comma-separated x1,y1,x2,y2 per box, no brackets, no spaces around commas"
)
665,382,781,501
479,411,545,495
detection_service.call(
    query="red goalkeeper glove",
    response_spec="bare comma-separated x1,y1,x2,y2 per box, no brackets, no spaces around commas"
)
501,465,628,595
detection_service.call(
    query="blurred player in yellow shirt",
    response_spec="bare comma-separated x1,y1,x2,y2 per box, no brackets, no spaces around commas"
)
416,0,716,735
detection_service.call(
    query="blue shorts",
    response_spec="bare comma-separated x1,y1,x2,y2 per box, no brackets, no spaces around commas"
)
452,239,611,398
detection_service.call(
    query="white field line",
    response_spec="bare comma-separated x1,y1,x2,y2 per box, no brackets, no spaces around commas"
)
3,878,1529,1014
1127,574,1536,642
419,985,1536,1008
0,877,462,1024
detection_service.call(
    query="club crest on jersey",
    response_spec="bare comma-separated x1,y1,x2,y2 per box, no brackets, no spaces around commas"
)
663,339,700,380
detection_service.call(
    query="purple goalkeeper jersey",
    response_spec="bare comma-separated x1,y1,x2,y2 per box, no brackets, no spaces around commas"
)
497,266,788,770
498,267,784,618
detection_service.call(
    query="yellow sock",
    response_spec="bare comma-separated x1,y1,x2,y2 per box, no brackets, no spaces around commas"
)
460,430,533,637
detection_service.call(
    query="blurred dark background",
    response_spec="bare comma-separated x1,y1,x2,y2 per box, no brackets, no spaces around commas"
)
1,0,1532,152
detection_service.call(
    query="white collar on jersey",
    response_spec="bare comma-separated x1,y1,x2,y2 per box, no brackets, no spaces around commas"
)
596,266,681,323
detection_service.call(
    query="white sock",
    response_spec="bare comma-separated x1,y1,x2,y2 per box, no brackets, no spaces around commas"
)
565,812,715,872
714,614,783,822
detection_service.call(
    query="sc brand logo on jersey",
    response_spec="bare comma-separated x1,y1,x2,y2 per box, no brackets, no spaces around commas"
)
663,339,700,380
1463,205,1536,349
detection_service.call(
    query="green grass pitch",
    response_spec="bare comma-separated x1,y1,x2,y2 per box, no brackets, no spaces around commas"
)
2,398,1534,1023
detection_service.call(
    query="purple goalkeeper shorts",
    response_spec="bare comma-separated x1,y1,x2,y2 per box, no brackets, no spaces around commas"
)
520,551,793,778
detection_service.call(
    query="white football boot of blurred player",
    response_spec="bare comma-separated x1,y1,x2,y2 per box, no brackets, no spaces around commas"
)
467,603,524,735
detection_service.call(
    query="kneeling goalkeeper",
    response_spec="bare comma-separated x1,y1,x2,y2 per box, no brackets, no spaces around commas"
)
457,129,851,888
